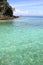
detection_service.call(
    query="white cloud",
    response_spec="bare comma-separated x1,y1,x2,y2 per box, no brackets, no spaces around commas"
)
11,1,43,7
13,9,43,16
13,9,29,16
28,11,43,16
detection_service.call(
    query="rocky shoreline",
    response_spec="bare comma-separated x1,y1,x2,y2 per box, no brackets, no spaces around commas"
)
0,0,19,20
0,15,19,20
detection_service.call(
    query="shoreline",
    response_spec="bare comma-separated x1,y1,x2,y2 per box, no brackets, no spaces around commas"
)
0,15,19,20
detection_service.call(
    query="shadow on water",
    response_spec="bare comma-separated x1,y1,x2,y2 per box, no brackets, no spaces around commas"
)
0,20,14,25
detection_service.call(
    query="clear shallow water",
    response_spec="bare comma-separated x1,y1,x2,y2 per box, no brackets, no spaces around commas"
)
0,17,43,65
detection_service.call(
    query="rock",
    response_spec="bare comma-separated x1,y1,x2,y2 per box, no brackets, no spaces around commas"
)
0,0,19,20
0,0,13,16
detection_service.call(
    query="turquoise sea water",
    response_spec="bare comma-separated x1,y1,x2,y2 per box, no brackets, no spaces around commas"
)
0,16,43,65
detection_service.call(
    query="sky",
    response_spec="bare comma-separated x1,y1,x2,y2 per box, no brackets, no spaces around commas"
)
7,0,43,16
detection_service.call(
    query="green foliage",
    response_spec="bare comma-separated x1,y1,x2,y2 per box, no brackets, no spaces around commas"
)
0,0,7,2
0,0,13,16
4,6,13,16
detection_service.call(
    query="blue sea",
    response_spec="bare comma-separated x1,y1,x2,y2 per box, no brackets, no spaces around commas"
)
0,16,43,65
